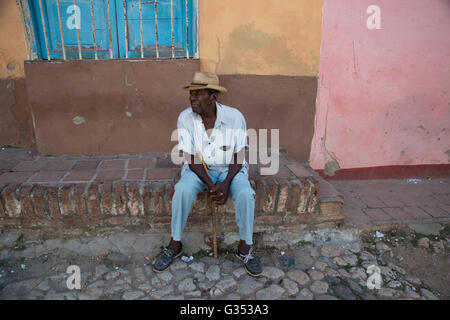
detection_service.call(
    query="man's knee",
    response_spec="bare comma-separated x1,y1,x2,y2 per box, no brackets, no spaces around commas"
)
234,186,255,202
174,180,197,199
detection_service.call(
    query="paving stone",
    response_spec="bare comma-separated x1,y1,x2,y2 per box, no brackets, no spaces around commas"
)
296,288,313,300
338,268,351,278
149,285,174,299
294,250,315,268
36,280,50,291
417,237,430,249
332,285,356,300
205,265,221,281
94,265,110,281
359,251,377,261
350,267,368,281
323,275,342,285
282,278,299,296
313,261,328,271
172,269,190,281
405,286,421,300
375,242,392,252
277,255,295,269
157,270,173,282
189,262,205,273
232,267,247,279
325,267,341,278
421,289,439,300
287,269,310,285
237,276,264,296
408,223,443,236
106,252,129,263
348,243,361,254
170,260,188,271
194,272,205,282
185,290,202,298
405,275,422,286
45,290,78,300
310,281,329,295
256,284,285,300
178,278,197,292
151,276,161,287
225,293,241,300
88,238,112,256
376,288,398,298
345,279,364,294
163,294,185,300
198,280,215,291
320,245,342,258
388,263,406,275
387,280,402,289
262,266,285,281
0,231,22,250
122,290,145,300
315,294,339,300
333,257,348,267
341,254,358,266
133,267,147,283
308,270,324,281
380,266,396,280
222,259,235,273
212,276,237,296
83,280,105,298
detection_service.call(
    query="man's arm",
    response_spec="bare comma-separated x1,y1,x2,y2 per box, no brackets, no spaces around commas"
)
210,149,245,205
185,152,215,190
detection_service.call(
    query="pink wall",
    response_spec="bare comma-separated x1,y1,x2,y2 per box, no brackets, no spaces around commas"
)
310,0,450,172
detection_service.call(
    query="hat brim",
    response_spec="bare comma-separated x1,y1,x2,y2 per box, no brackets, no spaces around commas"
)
183,84,227,93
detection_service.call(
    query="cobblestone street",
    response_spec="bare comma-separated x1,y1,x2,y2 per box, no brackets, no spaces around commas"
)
0,223,448,300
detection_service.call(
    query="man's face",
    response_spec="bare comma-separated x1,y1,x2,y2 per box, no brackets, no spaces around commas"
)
189,89,214,115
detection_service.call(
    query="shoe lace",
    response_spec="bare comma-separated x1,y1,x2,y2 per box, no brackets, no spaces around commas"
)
162,247,173,257
241,247,255,264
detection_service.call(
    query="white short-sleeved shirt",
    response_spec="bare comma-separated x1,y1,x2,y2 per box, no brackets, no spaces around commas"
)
177,102,248,175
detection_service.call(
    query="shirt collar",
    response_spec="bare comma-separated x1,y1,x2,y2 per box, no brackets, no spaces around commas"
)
215,102,228,126
191,102,228,126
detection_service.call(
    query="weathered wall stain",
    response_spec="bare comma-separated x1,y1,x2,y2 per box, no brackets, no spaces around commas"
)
219,23,315,76
199,0,323,76
0,78,34,147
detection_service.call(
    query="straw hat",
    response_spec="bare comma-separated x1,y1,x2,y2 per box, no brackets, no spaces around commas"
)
183,72,227,93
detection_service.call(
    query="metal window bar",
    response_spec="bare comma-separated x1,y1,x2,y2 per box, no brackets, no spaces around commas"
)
37,0,50,60
154,1,159,58
123,0,128,58
171,0,174,58
139,0,144,58
16,0,31,60
56,0,66,60
185,0,189,59
90,0,98,60
106,0,113,59
73,0,82,59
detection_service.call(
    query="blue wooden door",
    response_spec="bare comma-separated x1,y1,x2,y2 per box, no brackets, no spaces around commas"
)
115,0,196,58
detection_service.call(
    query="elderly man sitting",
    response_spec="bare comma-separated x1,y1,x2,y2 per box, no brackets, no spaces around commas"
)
152,72,262,277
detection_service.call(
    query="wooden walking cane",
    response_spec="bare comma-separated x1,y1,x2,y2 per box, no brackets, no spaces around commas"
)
196,153,218,258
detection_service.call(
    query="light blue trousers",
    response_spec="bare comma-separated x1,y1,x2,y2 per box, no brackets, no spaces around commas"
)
171,166,256,245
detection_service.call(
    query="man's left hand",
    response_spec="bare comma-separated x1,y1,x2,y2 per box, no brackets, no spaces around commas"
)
210,182,229,205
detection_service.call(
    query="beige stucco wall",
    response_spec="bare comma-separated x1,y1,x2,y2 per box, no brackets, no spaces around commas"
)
199,0,323,76
0,0,28,79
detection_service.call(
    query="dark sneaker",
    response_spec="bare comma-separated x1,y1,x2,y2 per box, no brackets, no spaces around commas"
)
152,244,183,273
236,247,262,277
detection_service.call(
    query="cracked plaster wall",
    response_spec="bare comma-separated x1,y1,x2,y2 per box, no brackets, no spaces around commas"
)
310,0,450,172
